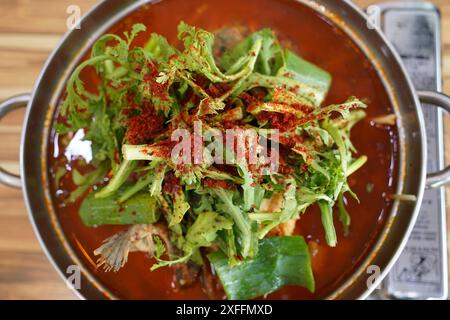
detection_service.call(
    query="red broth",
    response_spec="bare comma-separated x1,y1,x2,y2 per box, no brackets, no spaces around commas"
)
48,0,398,299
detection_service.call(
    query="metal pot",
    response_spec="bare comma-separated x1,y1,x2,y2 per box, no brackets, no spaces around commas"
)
1,0,449,300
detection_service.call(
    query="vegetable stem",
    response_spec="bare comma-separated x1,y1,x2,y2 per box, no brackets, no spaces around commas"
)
214,189,256,258
95,160,137,199
118,173,154,203
123,144,160,161
346,156,368,177
318,200,337,247
337,193,351,236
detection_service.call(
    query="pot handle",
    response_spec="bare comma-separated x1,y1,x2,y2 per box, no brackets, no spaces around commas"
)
417,90,450,189
0,94,30,188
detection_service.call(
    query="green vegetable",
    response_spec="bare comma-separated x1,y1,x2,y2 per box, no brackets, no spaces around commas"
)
95,160,137,198
337,193,351,236
220,28,282,76
144,33,179,62
235,73,321,107
166,189,190,227
213,188,258,259
118,173,154,203
67,165,108,203
80,191,160,226
208,236,315,300
278,50,332,105
149,165,166,197
183,211,233,253
258,181,298,238
151,211,232,270
318,200,337,247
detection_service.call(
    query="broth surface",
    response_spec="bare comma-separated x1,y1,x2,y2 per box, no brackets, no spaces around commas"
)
48,0,399,299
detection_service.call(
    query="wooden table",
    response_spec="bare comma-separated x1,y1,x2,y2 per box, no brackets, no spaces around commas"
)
0,0,449,300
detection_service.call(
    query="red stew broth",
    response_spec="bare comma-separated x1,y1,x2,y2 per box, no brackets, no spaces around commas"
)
48,0,398,299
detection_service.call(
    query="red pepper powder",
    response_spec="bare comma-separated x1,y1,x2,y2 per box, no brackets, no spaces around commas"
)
240,92,261,113
126,104,164,145
202,178,235,190
144,62,171,103
256,111,299,131
149,139,177,158
207,83,231,98
163,171,182,194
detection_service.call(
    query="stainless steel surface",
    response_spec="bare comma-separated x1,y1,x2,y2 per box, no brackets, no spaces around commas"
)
0,0,444,299
0,94,29,188
376,2,448,300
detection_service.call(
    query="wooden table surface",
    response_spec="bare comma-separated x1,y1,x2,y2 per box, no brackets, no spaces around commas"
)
0,0,449,300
